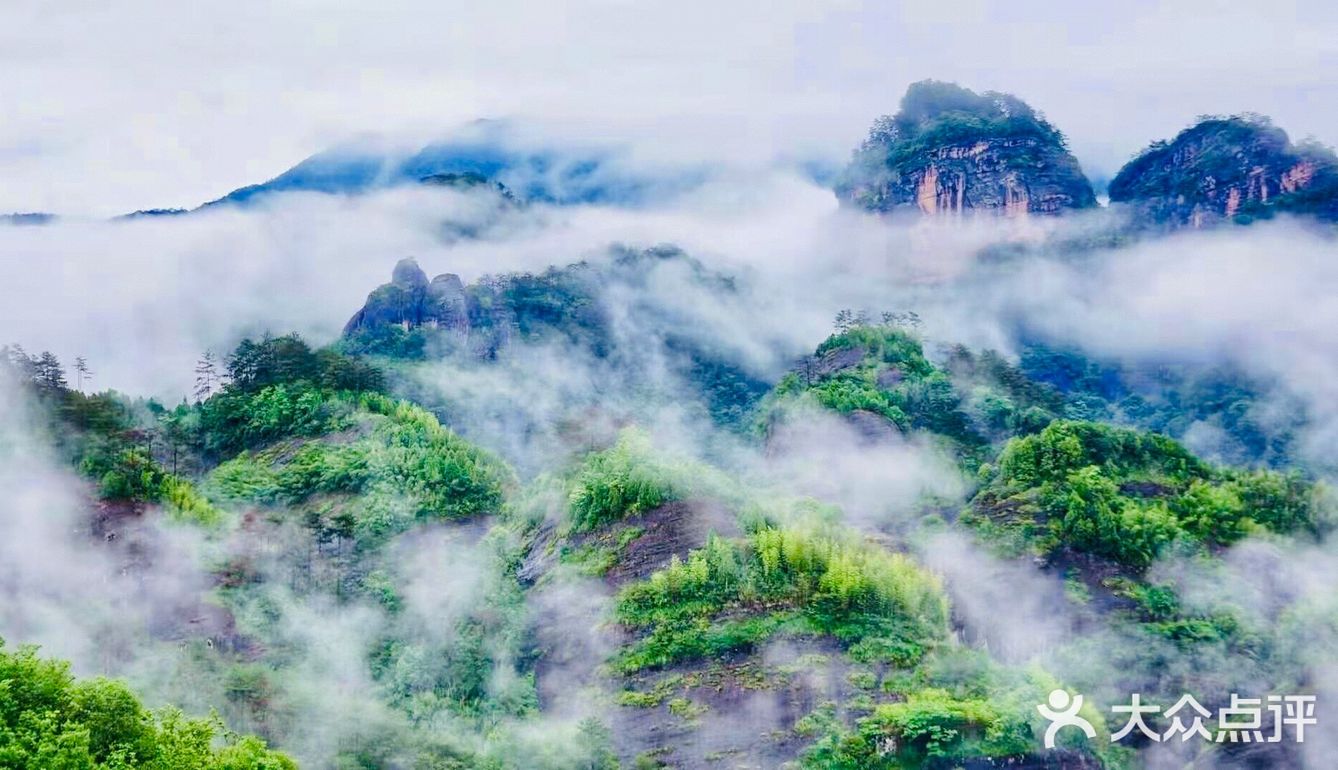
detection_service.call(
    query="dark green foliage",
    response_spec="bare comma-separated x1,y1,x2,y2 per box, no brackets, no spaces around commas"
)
1110,114,1338,225
767,325,986,458
225,334,383,394
2,346,70,392
944,346,1064,440
1112,116,1288,201
226,335,317,390
209,393,510,543
340,248,775,432
669,339,772,429
838,80,1095,213
1019,344,1306,468
0,640,294,769
498,267,609,354
3,346,220,522
862,80,1065,173
194,335,385,457
338,324,428,360
81,445,169,500
995,420,1209,489
976,420,1323,568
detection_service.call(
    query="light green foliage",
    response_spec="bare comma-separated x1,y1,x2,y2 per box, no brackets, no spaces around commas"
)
1228,468,1322,534
859,690,1027,766
566,429,694,532
559,526,643,577
77,444,221,526
160,476,223,525
666,697,707,721
613,522,949,673
802,649,1111,769
1039,464,1184,568
0,640,293,770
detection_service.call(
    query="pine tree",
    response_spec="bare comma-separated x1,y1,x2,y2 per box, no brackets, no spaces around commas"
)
834,309,855,333
33,352,66,391
73,356,92,391
2,344,36,381
193,351,218,401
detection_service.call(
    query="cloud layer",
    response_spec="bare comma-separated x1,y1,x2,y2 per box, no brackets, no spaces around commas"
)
2,1,1336,215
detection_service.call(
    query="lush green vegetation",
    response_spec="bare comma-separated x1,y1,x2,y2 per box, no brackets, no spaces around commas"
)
209,392,509,539
565,429,693,532
799,649,1115,769
2,346,221,524
8,261,1335,770
1019,344,1307,468
942,346,1065,441
970,420,1323,568
766,324,987,461
613,518,950,673
0,640,294,770
192,334,383,457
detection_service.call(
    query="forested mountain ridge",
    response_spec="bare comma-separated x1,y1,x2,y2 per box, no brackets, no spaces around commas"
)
1109,115,1338,227
3,73,1337,770
7,215,1332,768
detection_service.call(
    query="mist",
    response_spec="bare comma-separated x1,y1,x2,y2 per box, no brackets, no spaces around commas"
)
3,51,1338,764
5,1,1338,216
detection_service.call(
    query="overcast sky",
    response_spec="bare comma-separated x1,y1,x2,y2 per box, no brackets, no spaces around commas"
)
2,0,1336,216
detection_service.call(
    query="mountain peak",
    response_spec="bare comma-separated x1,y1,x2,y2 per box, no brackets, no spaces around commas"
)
837,80,1096,216
391,257,429,288
1109,114,1338,227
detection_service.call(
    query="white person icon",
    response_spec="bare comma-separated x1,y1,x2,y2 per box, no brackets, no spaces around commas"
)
1038,689,1097,749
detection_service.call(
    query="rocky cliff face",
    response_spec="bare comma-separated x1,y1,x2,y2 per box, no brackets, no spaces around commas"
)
1109,115,1338,228
343,257,470,337
837,80,1096,216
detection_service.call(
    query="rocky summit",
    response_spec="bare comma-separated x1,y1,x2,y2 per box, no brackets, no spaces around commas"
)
1109,114,1338,228
837,80,1096,217
343,257,470,337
